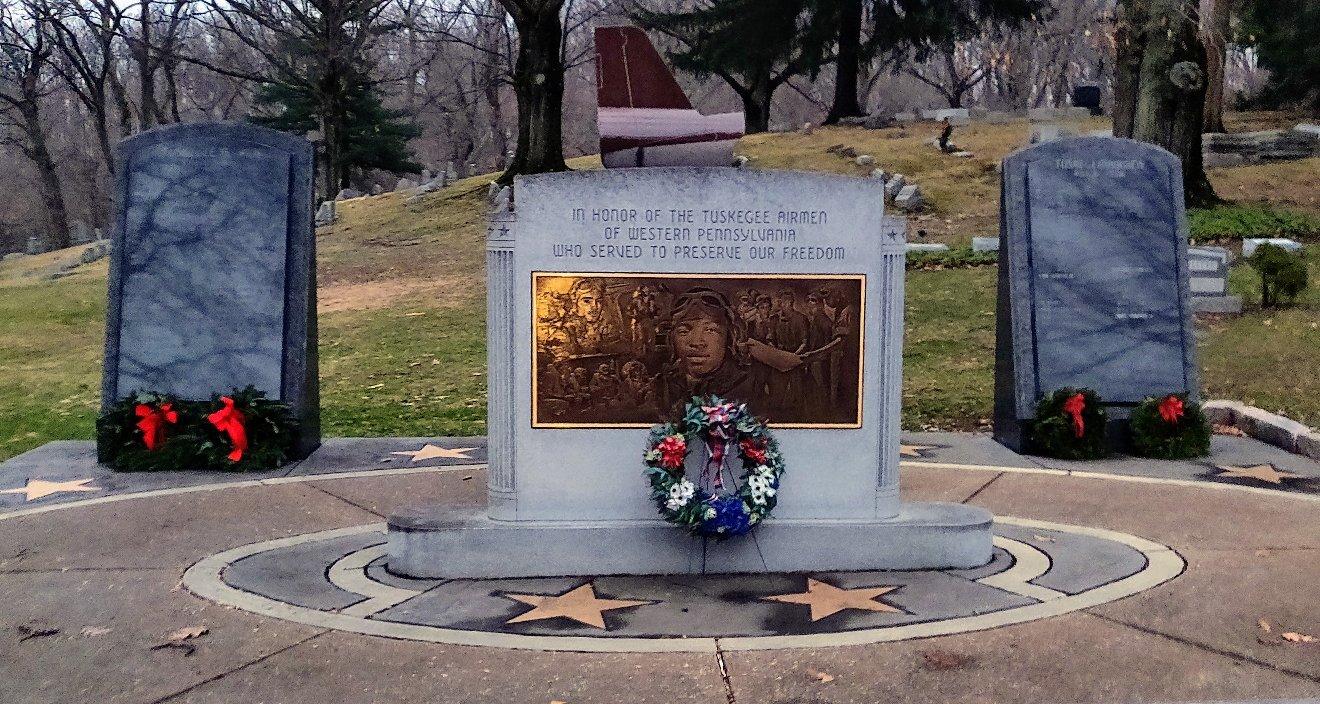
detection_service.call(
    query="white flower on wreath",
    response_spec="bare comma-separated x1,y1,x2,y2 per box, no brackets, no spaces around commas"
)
665,479,696,511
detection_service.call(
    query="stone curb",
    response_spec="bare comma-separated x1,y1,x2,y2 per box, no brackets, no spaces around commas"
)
1203,399,1320,461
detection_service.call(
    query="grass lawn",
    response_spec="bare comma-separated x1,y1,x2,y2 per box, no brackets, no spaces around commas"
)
1,118,1317,460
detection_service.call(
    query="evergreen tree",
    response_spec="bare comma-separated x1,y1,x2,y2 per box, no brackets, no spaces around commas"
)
634,0,838,133
252,68,421,192
1238,0,1320,112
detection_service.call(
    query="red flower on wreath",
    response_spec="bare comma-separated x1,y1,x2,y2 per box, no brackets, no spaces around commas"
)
134,402,177,451
656,435,686,469
1157,395,1185,425
740,438,767,464
1062,393,1087,438
207,396,249,462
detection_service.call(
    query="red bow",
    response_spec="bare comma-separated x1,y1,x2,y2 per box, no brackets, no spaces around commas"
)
134,402,177,451
207,396,248,462
1158,395,1185,424
1062,393,1086,438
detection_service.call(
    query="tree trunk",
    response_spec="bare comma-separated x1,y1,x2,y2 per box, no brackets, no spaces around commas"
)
136,0,158,131
1200,0,1234,133
498,1,567,186
741,80,774,134
22,105,70,250
1113,0,1217,206
824,0,864,124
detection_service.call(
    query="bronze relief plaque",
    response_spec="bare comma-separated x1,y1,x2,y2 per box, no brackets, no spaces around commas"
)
532,272,864,427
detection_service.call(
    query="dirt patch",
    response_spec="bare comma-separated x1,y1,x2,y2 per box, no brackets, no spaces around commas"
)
317,275,480,314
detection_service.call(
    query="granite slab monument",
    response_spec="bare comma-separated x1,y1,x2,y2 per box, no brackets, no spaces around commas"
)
101,122,320,459
993,137,1198,452
389,168,992,578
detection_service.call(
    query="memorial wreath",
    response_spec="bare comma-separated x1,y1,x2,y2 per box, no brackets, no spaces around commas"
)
1029,387,1108,460
97,386,297,472
643,396,785,538
1129,393,1211,459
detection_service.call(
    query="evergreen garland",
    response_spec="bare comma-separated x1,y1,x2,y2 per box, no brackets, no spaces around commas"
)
97,386,297,472
1029,387,1108,460
1129,393,1211,459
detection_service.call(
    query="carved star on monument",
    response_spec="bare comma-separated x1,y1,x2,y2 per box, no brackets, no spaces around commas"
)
1214,463,1302,485
0,478,100,502
501,583,654,629
762,578,904,622
900,444,939,458
390,444,477,462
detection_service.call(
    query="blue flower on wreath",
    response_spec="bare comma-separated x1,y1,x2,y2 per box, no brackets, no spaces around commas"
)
702,495,751,536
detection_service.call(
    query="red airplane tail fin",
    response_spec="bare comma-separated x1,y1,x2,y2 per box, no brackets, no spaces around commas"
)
595,25,693,110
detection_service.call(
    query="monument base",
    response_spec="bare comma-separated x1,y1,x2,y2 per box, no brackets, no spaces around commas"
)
386,502,993,579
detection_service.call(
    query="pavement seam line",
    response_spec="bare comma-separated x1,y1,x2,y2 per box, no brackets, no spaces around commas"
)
961,471,1005,504
1085,611,1320,685
303,481,386,519
148,630,329,704
714,638,737,704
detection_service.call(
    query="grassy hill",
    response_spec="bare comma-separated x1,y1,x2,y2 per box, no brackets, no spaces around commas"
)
2,116,1318,460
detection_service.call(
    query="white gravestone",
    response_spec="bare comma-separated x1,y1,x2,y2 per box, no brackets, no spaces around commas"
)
387,168,991,578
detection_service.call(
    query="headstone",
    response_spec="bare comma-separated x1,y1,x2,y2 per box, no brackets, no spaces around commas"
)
336,188,363,201
1030,124,1077,144
467,162,478,177
972,236,999,252
1187,245,1242,314
1203,152,1246,168
894,111,918,124
854,154,874,167
994,137,1198,452
1072,85,1102,115
1243,238,1302,257
800,122,814,135
863,113,893,129
25,235,46,255
395,178,418,192
370,184,384,196
894,184,925,211
70,220,95,246
922,108,970,125
905,242,948,253
884,174,906,199
869,168,888,181
101,122,320,459
445,161,458,181
1294,123,1320,137
421,168,432,182
387,168,992,578
315,200,336,227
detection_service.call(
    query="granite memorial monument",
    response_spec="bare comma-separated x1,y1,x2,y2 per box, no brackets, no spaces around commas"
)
388,168,992,578
993,137,1198,452
101,122,320,459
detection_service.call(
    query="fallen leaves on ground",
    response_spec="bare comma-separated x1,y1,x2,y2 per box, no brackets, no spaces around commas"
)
919,648,976,671
1212,423,1245,436
808,670,835,683
17,624,59,642
152,625,209,656
1282,632,1317,643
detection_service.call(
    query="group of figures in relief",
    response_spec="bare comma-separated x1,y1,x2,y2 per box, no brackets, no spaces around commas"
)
533,274,864,427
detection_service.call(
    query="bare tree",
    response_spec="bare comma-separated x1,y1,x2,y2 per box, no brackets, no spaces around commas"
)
1114,0,1216,206
37,0,126,173
495,0,567,183
0,0,69,248
904,41,992,108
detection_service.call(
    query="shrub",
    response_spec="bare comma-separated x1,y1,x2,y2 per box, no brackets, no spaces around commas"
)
1029,388,1108,460
1248,243,1309,307
1188,205,1320,241
905,247,998,271
97,386,297,472
1129,393,1211,459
